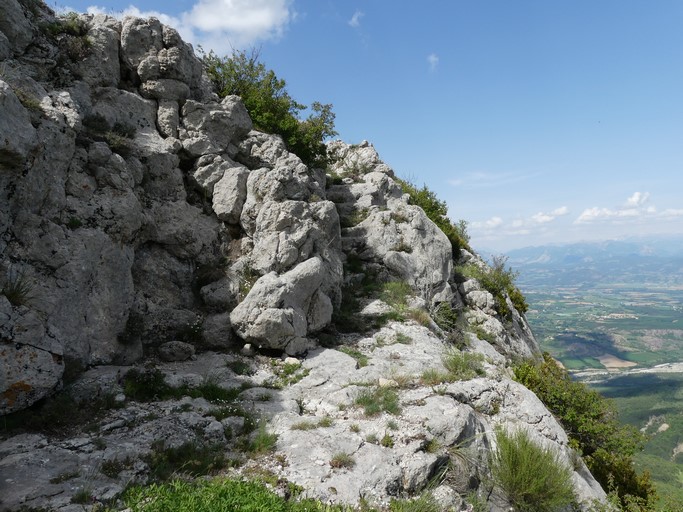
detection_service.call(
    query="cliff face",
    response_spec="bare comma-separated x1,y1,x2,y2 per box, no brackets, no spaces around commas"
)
0,2,605,510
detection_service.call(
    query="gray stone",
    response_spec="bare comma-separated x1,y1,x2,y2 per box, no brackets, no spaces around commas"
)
120,17,163,69
230,257,334,351
212,165,249,223
202,313,234,349
158,341,195,362
140,79,190,101
77,16,121,88
180,97,252,157
157,100,179,138
0,0,32,54
0,81,37,170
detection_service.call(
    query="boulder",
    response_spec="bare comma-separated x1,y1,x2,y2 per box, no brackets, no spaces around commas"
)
120,17,164,69
77,15,121,88
251,200,342,275
212,166,249,224
347,205,453,303
179,97,252,156
230,257,333,353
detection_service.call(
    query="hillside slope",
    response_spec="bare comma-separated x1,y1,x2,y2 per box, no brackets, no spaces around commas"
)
0,2,606,510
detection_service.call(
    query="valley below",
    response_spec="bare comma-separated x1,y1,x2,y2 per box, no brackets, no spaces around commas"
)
509,238,683,504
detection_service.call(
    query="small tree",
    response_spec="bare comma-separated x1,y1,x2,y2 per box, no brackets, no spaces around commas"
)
200,48,337,169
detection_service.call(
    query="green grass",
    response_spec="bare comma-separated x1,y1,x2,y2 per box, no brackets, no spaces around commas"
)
490,428,575,512
442,350,485,381
338,346,369,367
117,477,363,512
355,387,401,416
146,441,228,481
329,452,355,469
247,420,278,455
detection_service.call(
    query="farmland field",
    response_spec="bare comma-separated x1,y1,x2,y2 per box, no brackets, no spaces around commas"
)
507,238,683,505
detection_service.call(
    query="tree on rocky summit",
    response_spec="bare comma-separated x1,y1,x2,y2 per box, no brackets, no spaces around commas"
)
200,48,337,169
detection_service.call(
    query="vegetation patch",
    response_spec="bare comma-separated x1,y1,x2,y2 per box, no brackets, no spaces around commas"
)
1,268,34,306
459,256,528,319
490,428,575,512
442,350,485,381
291,416,333,431
146,440,228,481
201,48,337,169
329,452,355,469
338,346,369,367
355,387,401,416
395,177,470,257
514,353,656,509
227,360,255,376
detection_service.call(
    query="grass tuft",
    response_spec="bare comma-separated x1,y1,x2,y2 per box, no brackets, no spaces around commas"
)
355,387,401,416
490,428,575,512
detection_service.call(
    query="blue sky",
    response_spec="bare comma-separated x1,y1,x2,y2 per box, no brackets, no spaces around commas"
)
62,0,683,252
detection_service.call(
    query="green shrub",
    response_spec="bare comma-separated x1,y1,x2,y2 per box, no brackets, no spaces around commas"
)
490,428,575,511
395,178,470,257
459,255,528,318
431,302,459,332
201,48,337,169
514,353,657,510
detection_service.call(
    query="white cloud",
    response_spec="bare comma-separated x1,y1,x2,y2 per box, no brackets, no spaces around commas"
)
348,10,364,28
626,191,650,207
427,53,439,72
530,206,569,224
574,192,658,224
660,208,683,218
85,0,294,51
473,216,504,230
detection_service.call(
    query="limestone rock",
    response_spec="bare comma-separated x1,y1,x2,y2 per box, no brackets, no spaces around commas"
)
251,200,342,282
202,313,234,350
230,257,334,353
157,100,179,138
0,0,33,54
158,341,195,362
180,96,252,156
212,166,249,223
0,302,64,415
77,15,121,88
140,79,190,101
0,81,38,170
120,17,164,69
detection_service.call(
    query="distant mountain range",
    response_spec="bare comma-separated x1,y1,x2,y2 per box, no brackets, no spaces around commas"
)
498,236,683,288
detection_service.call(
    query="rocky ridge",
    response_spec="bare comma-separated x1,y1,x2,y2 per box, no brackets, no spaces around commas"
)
1,2,605,510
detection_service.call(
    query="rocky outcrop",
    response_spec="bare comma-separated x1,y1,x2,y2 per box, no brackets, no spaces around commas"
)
0,3,607,511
